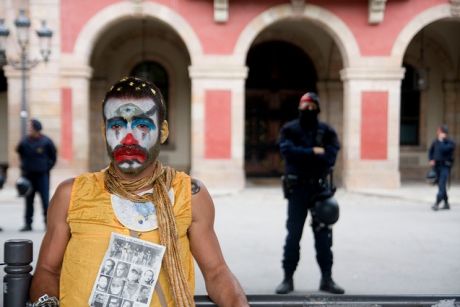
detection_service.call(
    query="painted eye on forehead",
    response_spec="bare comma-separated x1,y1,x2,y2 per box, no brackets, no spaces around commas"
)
117,103,144,118
104,98,157,120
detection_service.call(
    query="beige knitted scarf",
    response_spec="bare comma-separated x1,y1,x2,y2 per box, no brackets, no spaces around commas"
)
104,161,194,307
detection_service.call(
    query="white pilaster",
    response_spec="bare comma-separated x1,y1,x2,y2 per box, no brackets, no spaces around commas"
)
60,55,93,172
189,57,248,192
340,63,405,189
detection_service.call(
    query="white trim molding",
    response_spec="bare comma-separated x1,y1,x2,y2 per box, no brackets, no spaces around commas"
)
391,4,451,64
214,0,229,23
233,3,360,67
291,0,306,12
73,1,203,65
368,0,387,24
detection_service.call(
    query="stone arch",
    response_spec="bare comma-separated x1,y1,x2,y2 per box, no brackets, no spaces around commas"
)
403,35,453,78
233,3,360,67
392,4,456,64
72,1,203,64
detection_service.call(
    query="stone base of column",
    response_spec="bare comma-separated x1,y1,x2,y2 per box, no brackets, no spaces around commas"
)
343,166,400,190
191,161,245,194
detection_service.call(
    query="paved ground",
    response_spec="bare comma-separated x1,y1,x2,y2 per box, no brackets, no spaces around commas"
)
0,174,459,306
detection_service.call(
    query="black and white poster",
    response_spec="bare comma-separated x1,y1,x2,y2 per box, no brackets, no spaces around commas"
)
89,233,165,307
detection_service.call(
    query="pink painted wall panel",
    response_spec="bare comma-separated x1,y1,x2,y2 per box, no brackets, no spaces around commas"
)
61,0,116,53
319,0,446,55
61,88,73,161
61,0,280,54
61,0,447,56
205,90,231,159
361,91,388,160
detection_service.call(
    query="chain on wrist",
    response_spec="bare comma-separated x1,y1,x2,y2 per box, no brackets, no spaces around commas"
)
31,294,59,307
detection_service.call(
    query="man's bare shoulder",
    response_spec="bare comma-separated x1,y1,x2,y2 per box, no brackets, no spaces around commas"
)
190,178,214,224
56,178,75,195
191,177,213,198
49,178,75,211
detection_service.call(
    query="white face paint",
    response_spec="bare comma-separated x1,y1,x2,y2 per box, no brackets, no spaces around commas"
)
104,98,160,173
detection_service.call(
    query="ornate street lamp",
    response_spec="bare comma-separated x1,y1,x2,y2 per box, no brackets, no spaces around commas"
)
0,9,53,138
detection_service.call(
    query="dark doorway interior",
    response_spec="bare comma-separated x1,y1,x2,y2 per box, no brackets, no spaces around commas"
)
0,68,7,92
245,41,317,177
400,63,421,146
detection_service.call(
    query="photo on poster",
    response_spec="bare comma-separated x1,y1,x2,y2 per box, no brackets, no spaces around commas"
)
88,233,165,307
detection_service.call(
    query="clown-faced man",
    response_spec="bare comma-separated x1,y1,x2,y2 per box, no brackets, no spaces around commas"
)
30,77,249,307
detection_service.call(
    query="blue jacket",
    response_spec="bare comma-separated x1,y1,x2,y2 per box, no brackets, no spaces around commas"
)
16,135,57,173
279,119,340,179
428,138,455,167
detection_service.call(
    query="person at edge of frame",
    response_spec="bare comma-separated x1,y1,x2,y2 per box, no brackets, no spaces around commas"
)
275,92,345,295
429,124,455,211
16,118,57,232
28,76,249,307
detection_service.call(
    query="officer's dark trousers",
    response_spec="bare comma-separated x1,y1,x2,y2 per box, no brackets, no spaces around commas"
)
24,172,50,226
282,184,333,279
435,165,450,204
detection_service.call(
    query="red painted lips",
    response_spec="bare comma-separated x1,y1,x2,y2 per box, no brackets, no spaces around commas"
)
113,145,147,163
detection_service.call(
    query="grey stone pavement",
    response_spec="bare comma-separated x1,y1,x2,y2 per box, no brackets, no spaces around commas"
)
0,172,459,306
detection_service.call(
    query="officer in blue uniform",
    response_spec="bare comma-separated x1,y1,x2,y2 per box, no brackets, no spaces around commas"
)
429,124,455,211
275,92,344,295
16,119,57,231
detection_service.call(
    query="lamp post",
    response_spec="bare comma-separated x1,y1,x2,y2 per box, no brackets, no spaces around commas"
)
0,9,52,138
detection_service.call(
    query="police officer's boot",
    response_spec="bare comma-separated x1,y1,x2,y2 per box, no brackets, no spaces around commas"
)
275,276,294,294
319,276,345,294
441,201,450,210
20,224,32,232
432,200,440,211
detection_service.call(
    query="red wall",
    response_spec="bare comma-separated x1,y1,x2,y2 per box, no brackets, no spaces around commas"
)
361,91,388,160
204,90,231,159
61,0,448,56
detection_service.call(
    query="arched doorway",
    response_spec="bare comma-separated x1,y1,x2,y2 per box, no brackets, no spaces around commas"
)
243,15,345,182
88,17,191,172
399,19,460,181
245,41,317,177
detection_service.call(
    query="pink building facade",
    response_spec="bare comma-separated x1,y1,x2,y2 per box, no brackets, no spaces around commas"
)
1,0,459,191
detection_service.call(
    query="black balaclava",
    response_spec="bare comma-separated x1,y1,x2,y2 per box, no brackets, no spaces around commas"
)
298,92,320,129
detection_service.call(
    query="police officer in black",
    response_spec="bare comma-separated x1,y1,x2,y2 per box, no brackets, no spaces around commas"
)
275,92,344,294
16,119,57,231
429,124,455,211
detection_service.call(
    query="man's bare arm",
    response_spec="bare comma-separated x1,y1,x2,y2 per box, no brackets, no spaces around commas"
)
189,179,249,307
29,179,73,301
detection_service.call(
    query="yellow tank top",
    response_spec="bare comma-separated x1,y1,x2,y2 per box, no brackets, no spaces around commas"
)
59,170,194,306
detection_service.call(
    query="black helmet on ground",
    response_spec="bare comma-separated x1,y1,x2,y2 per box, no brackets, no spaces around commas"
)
16,176,32,197
426,168,437,185
312,197,340,225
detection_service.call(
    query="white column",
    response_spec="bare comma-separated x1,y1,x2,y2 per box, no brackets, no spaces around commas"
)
443,81,460,179
340,65,405,190
5,68,24,170
60,56,93,172
317,80,344,184
189,58,248,192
